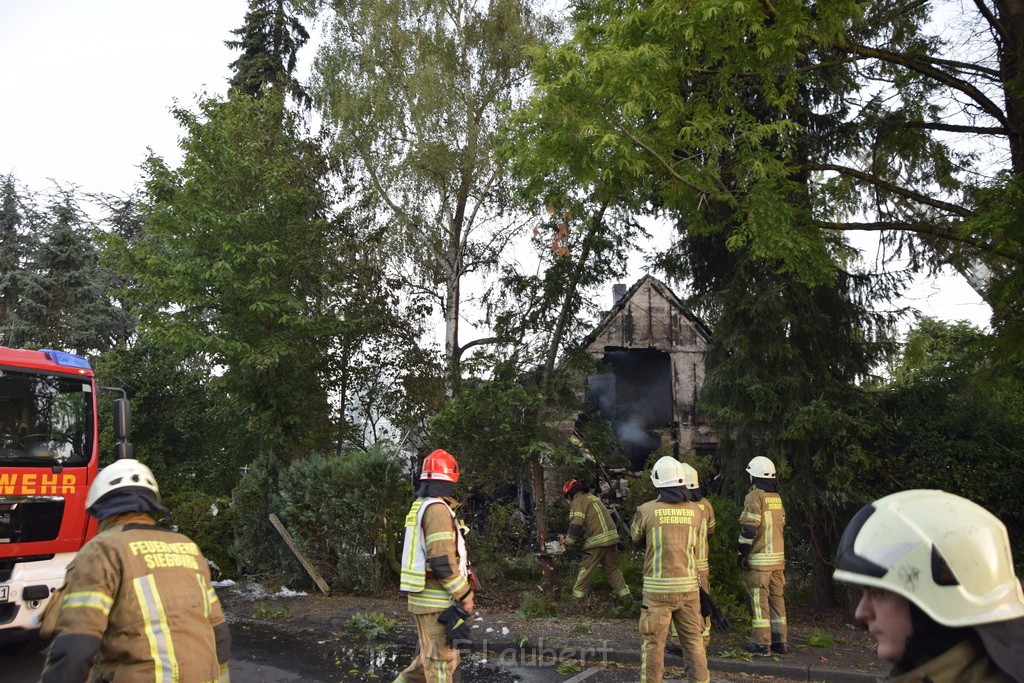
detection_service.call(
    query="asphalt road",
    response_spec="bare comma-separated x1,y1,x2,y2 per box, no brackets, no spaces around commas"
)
3,622,802,682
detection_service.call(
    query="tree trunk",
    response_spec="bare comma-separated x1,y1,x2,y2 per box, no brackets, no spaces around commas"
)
532,204,608,594
809,498,837,608
997,0,1024,173
531,459,556,593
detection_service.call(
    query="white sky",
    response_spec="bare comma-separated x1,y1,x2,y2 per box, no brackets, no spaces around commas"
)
0,0,993,334
0,0,247,195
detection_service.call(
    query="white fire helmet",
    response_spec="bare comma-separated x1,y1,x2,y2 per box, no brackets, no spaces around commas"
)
833,489,1024,627
650,456,688,489
86,458,160,509
746,456,776,479
681,462,700,490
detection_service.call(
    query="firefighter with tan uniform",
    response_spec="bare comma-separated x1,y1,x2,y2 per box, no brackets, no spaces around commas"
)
40,459,230,683
737,455,787,657
394,449,475,683
562,478,630,600
833,489,1024,680
631,456,709,683
683,462,715,649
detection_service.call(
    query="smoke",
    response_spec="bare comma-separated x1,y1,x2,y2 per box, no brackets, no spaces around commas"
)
586,349,671,468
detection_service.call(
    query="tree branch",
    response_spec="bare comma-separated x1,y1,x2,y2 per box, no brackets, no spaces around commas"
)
822,220,1024,264
807,163,973,217
845,42,1009,130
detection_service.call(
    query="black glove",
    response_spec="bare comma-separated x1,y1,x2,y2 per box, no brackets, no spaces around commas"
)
437,604,473,649
699,586,731,634
737,552,750,571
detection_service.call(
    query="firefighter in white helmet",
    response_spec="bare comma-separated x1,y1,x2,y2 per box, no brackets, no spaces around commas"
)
833,489,1024,681
683,462,715,649
561,478,630,600
737,455,787,657
630,456,709,683
40,459,230,683
394,449,475,683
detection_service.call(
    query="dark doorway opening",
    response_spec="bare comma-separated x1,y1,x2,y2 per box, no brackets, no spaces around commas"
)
587,348,672,469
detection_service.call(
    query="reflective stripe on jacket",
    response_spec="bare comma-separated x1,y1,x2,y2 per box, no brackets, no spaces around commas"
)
564,492,619,550
738,487,785,569
41,512,228,683
399,497,470,614
695,499,715,573
630,499,705,596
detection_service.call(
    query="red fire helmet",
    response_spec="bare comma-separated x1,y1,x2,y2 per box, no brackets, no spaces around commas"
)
562,479,581,498
421,449,459,483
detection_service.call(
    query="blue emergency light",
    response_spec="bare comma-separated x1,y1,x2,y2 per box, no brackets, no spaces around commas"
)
40,349,93,370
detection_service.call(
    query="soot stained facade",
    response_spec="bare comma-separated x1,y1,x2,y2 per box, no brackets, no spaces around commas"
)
582,275,716,469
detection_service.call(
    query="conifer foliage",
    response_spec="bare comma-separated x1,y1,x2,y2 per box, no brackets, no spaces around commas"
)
226,0,312,108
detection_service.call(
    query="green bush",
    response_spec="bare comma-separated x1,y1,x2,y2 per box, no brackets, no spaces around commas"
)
706,493,749,630
277,447,411,594
230,453,305,586
470,499,531,565
163,489,235,581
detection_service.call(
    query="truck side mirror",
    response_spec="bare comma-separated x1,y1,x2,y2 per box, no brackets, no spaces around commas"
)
114,441,134,460
114,398,131,441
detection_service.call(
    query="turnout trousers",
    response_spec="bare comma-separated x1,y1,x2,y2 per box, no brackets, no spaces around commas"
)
393,611,460,683
573,544,630,599
639,591,708,683
745,568,787,647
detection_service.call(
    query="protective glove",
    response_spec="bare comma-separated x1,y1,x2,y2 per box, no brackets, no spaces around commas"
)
699,586,731,634
437,603,473,649
737,552,750,571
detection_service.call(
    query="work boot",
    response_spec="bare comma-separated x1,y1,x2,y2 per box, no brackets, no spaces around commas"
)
771,641,788,655
744,643,770,658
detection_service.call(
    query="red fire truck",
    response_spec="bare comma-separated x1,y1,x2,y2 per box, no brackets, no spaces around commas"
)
0,346,131,646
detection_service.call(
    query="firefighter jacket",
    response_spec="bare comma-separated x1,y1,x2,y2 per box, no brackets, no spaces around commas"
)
738,485,785,570
887,636,1015,682
399,497,473,615
564,492,619,550
40,512,230,683
630,499,706,599
695,498,716,575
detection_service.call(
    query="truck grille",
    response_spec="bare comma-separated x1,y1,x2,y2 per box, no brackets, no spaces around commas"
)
0,555,56,582
0,498,65,545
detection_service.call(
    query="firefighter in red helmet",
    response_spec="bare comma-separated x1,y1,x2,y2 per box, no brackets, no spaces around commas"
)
394,449,474,683
562,478,630,601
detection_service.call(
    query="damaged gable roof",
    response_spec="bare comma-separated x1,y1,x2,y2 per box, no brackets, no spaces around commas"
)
583,274,712,349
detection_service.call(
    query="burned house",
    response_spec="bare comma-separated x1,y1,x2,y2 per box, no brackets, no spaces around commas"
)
581,275,717,470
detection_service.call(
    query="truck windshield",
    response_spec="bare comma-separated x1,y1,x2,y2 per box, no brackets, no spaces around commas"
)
0,369,93,467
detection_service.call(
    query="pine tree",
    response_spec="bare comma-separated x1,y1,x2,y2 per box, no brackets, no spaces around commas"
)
0,175,26,345
225,0,311,108
18,189,133,354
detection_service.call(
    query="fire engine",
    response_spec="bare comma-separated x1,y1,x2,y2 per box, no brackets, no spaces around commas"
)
0,346,131,646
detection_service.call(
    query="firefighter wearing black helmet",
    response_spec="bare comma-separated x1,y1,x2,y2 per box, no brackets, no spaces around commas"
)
562,478,630,600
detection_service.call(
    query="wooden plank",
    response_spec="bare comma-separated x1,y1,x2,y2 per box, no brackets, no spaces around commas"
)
268,513,331,596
